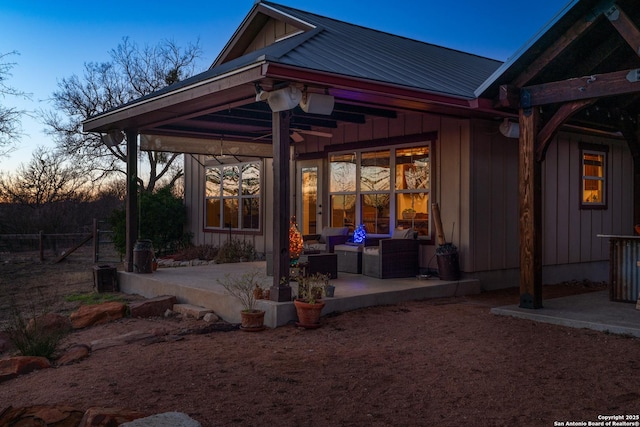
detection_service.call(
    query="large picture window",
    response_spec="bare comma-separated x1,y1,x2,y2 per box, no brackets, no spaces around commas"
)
205,161,261,230
580,144,607,210
329,143,432,238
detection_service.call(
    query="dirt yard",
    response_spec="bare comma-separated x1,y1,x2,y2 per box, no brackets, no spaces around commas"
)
1,250,639,427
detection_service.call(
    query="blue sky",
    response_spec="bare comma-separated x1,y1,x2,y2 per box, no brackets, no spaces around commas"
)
1,0,566,172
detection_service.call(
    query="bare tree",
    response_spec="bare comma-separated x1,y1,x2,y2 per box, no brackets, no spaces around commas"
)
0,146,93,233
43,37,202,192
0,51,29,157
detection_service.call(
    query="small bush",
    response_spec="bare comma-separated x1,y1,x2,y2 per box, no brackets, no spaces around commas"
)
3,299,67,359
65,292,125,305
215,239,256,263
169,244,219,261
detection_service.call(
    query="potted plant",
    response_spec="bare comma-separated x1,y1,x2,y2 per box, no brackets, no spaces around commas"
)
436,242,460,281
402,208,416,219
294,273,329,328
217,268,266,331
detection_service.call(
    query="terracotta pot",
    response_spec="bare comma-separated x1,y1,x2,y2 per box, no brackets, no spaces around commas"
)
294,299,325,328
240,309,265,331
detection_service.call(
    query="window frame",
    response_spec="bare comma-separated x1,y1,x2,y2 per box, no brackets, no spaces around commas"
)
204,160,262,232
579,143,608,211
328,141,433,240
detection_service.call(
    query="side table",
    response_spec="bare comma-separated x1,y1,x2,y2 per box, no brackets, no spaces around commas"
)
298,253,338,279
334,244,363,274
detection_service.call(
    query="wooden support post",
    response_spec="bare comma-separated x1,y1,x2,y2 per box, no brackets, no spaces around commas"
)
519,108,543,309
270,111,293,302
125,129,138,273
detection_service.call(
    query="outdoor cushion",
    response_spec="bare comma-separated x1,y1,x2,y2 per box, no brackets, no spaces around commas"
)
391,228,414,239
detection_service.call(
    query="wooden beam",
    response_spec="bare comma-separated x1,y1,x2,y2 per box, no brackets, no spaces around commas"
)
522,69,640,107
270,111,293,302
519,108,543,309
125,129,139,273
606,5,640,57
512,17,598,88
536,99,596,161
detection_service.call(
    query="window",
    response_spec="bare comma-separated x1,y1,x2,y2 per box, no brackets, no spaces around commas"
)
205,161,261,230
329,143,432,238
580,144,607,209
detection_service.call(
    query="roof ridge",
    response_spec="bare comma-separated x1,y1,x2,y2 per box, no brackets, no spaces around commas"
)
260,0,503,63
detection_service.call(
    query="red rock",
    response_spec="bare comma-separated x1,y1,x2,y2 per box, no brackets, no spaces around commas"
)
79,407,147,426
0,356,51,383
57,344,91,366
0,405,83,426
70,301,127,329
129,295,177,318
27,312,72,334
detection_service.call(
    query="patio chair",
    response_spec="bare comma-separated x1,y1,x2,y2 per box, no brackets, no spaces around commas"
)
303,226,349,253
362,228,419,278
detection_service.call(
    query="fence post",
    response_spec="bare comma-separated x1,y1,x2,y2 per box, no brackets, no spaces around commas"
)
93,218,98,263
39,230,44,263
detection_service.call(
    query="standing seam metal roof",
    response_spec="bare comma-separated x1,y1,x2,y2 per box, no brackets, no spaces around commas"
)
257,1,503,99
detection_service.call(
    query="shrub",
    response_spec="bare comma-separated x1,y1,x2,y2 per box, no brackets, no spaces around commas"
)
215,239,256,263
110,186,192,256
2,297,68,358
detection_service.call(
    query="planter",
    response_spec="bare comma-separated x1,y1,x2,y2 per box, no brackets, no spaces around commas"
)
436,252,460,281
240,309,265,332
294,299,326,328
324,284,335,298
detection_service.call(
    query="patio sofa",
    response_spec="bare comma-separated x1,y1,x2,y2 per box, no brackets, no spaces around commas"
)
362,228,419,278
303,226,349,253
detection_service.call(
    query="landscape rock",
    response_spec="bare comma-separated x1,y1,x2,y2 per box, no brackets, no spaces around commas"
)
91,330,155,351
70,301,127,329
129,295,177,318
120,411,202,427
0,356,51,383
0,405,84,426
173,303,213,319
203,312,220,323
79,406,146,426
27,312,72,334
57,344,91,366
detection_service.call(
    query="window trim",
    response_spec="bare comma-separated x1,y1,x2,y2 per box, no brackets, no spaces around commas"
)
328,141,433,240
204,160,262,233
579,142,608,211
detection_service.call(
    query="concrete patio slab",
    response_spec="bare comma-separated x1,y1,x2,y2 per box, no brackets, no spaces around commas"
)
117,261,481,328
491,291,640,337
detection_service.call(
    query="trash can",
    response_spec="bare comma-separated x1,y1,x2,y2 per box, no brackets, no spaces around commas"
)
133,239,154,274
93,265,118,292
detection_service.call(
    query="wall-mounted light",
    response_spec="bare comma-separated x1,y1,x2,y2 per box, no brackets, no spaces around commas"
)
300,92,334,115
100,130,125,147
499,118,519,139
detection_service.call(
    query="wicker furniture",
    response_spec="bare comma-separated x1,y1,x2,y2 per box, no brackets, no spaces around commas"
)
335,244,363,274
303,226,349,253
362,238,419,279
298,253,338,279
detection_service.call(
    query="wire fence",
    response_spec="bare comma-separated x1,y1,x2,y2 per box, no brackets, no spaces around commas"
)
0,219,121,264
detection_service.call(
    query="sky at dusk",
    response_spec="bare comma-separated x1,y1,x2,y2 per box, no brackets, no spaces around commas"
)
1,0,567,172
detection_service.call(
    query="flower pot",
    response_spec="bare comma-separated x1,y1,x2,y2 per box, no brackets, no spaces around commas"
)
294,299,325,328
325,284,335,298
436,252,460,281
240,309,265,332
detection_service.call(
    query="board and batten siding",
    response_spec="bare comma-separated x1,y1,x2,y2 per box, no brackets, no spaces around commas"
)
183,154,271,255
467,122,633,275
542,132,633,266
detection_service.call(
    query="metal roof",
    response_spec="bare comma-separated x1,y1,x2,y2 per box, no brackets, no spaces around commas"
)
256,1,502,99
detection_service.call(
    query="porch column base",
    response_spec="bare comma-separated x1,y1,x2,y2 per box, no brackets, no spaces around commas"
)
519,292,543,309
270,285,292,302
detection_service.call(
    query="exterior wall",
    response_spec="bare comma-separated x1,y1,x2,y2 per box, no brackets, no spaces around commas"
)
243,18,301,55
467,121,633,289
183,154,271,255
183,114,634,288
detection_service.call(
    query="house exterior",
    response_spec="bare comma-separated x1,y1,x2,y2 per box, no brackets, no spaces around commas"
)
84,1,639,305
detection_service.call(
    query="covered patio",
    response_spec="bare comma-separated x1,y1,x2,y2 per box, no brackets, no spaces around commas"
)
117,263,481,328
